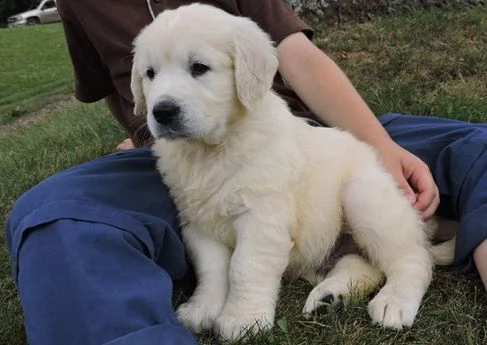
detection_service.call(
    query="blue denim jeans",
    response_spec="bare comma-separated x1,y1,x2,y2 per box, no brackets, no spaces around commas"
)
6,148,198,345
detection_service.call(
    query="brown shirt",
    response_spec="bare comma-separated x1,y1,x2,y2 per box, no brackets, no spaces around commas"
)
57,0,320,147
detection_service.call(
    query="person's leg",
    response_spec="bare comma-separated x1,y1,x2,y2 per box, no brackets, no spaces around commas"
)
380,114,487,287
474,240,487,290
5,148,198,345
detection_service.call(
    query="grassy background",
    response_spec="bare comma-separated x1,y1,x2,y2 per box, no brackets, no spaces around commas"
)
317,9,487,123
0,23,74,125
0,8,486,345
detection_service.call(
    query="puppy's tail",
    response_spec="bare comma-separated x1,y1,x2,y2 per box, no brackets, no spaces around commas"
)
429,238,456,266
424,218,456,266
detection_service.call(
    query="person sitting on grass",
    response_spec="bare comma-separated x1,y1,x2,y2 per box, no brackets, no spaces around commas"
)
5,0,486,344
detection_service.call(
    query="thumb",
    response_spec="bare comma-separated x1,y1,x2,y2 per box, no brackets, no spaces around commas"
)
396,176,416,205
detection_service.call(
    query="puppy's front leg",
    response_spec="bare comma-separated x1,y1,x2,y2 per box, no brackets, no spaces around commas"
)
176,226,231,333
214,214,293,340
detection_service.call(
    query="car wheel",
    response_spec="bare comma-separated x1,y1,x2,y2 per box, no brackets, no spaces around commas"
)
26,17,40,25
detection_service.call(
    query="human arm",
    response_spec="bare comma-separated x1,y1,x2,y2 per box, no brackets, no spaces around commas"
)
277,32,439,219
474,240,487,291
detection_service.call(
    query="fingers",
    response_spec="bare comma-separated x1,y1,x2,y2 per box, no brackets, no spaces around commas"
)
397,175,439,220
397,177,417,205
377,144,439,220
414,184,439,220
116,138,135,151
409,165,439,220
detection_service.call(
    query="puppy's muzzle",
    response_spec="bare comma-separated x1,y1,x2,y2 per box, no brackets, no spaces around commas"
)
152,101,181,126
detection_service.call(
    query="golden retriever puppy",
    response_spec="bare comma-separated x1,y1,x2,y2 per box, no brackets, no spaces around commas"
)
131,3,453,341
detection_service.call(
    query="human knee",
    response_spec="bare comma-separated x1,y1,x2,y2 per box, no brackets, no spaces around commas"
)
6,176,67,251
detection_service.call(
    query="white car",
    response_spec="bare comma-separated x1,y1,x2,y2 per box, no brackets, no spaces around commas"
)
7,0,60,27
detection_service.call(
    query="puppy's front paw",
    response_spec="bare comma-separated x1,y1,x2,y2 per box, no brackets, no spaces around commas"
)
176,298,224,333
367,286,420,329
214,310,274,341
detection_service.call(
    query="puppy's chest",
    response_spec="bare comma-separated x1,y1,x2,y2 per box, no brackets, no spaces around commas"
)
157,152,247,245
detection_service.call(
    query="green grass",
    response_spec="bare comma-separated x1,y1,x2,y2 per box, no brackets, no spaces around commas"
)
0,23,73,125
173,267,486,345
316,9,487,123
0,7,486,345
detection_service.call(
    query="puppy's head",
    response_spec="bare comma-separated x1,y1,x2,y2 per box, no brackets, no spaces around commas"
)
131,3,278,143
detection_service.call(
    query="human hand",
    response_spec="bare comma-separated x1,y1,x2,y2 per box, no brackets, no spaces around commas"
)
116,138,135,151
377,142,439,220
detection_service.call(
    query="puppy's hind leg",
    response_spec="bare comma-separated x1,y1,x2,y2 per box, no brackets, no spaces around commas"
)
302,254,383,318
343,164,433,329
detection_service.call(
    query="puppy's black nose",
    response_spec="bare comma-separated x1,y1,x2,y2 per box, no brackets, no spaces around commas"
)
152,101,180,125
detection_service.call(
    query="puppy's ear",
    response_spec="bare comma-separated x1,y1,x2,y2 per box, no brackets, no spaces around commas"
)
233,18,279,111
130,55,147,116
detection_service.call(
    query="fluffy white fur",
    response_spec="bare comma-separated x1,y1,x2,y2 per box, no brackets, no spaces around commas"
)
131,4,453,341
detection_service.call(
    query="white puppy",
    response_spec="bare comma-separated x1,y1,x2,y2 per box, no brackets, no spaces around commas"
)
131,3,453,341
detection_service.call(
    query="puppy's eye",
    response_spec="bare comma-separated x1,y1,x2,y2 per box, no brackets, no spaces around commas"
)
190,62,210,78
146,67,155,80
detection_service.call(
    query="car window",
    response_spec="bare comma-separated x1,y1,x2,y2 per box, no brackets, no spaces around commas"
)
42,1,56,10
29,1,41,9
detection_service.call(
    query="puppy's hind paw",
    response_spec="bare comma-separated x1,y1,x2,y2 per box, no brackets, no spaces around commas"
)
303,294,345,318
302,278,350,318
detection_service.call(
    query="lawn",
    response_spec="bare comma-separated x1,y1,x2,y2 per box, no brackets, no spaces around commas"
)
0,23,74,125
1,8,486,345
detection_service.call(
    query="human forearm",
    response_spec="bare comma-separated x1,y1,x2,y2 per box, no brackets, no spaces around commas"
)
277,32,392,149
474,240,487,291
277,32,439,219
